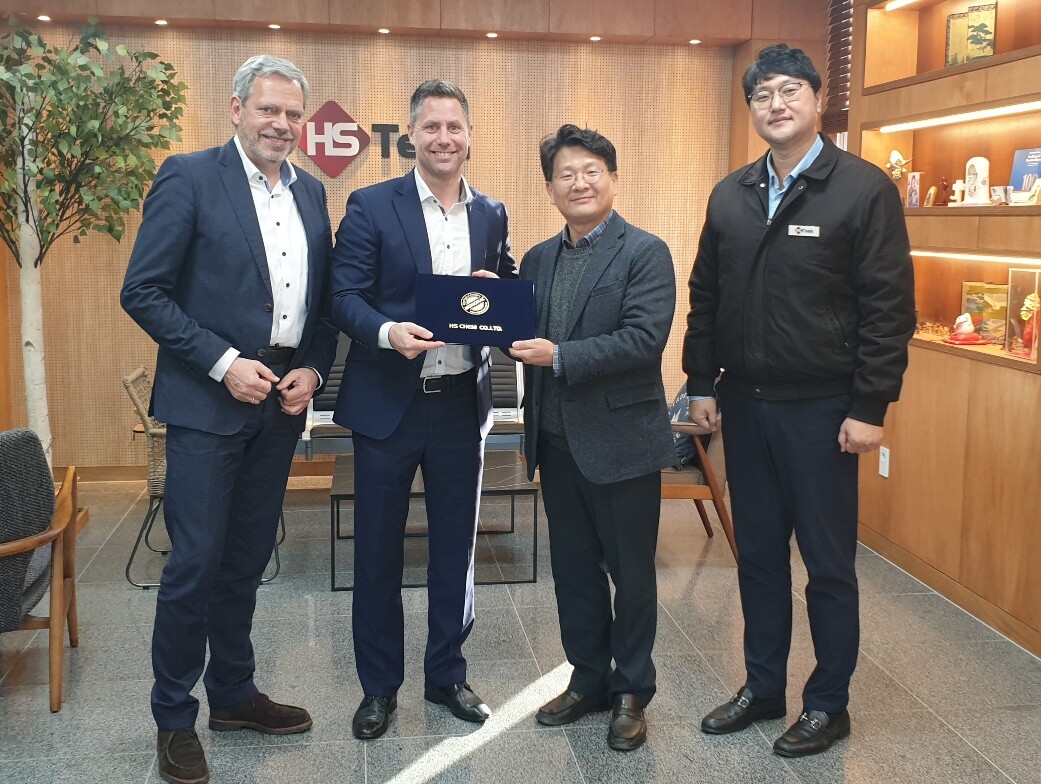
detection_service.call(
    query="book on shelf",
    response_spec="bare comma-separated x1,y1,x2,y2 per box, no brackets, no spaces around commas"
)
1009,148,1041,194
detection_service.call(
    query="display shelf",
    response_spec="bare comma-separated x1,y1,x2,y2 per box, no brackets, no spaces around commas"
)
864,0,1041,89
911,332,1038,372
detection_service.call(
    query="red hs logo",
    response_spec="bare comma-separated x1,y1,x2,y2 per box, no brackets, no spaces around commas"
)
298,101,371,177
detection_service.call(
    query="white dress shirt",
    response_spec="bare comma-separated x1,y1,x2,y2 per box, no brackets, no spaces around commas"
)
378,169,475,377
208,137,310,381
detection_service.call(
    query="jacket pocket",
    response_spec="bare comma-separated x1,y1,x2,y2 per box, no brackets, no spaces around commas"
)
589,279,624,298
606,382,659,409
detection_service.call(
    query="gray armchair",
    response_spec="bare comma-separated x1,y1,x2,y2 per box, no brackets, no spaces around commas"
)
0,428,86,712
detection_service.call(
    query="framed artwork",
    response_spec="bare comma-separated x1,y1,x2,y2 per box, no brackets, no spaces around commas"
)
946,12,968,67
966,4,997,62
907,172,922,208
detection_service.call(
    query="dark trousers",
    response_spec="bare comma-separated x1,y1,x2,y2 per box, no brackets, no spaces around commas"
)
351,379,482,697
719,387,860,715
151,383,297,731
538,438,661,707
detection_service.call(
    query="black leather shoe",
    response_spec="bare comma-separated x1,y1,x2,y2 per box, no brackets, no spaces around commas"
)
536,689,611,726
424,681,491,723
608,694,647,752
352,695,397,740
701,686,786,735
209,693,313,735
157,728,209,784
773,709,851,757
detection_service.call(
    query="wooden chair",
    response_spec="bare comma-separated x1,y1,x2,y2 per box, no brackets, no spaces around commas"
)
661,421,738,561
122,367,283,587
0,428,88,712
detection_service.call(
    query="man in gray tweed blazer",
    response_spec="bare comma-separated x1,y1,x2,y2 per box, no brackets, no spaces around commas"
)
511,124,676,752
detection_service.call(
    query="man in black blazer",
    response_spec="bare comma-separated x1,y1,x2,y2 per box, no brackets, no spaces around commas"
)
330,80,517,740
511,125,676,752
122,55,337,784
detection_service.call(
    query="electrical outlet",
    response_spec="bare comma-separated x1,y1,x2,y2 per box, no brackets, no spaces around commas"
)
879,446,890,478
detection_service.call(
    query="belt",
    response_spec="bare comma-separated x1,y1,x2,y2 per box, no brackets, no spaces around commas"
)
418,366,477,394
259,345,295,365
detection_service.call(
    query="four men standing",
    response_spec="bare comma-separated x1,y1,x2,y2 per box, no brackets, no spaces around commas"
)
123,44,912,776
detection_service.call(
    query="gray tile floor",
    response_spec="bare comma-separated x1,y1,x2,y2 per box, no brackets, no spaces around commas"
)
2,474,1040,783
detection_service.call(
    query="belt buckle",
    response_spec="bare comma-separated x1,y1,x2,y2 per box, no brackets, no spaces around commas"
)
422,375,443,394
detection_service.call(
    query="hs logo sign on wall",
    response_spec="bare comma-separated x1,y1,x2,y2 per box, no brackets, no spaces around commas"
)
298,101,371,177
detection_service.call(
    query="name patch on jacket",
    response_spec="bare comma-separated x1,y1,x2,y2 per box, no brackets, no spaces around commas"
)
788,225,820,237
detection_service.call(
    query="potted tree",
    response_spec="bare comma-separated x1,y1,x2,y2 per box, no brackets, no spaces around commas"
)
0,21,186,463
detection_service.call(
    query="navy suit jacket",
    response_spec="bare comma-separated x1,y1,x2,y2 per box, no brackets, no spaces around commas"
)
330,171,517,440
121,139,338,435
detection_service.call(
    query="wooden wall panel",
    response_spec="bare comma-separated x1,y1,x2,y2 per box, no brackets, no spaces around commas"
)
548,0,653,42
903,214,980,249
862,346,969,577
962,361,1041,631
1,0,98,15
652,0,752,45
751,0,827,42
978,213,1041,254
864,7,919,87
440,0,548,35
328,0,440,31
2,22,732,468
219,0,329,27
104,0,214,21
859,69,986,122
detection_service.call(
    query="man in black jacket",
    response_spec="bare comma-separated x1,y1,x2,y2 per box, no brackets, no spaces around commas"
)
683,45,914,757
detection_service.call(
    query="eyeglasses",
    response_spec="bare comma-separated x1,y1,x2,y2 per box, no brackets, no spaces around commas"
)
748,82,806,109
553,168,605,186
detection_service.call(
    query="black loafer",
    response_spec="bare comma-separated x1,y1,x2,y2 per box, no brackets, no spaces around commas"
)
773,709,850,757
424,681,491,723
352,695,397,740
701,686,786,735
536,689,611,726
608,694,647,752
157,728,209,784
208,693,312,735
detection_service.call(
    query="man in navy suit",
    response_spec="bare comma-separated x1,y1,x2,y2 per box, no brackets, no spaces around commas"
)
330,79,517,740
122,55,337,784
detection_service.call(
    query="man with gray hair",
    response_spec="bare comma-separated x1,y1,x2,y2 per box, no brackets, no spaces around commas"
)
330,78,516,740
122,54,337,783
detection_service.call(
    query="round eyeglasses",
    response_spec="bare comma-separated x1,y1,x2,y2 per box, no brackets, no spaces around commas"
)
748,82,806,109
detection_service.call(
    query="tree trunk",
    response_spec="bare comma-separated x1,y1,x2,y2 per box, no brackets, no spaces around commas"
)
17,134,53,466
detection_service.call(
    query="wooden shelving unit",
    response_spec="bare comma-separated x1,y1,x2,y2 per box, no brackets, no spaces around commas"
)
850,0,1041,656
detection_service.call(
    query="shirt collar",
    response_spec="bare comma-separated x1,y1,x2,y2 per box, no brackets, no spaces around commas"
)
233,135,297,192
562,210,615,250
414,169,473,207
767,134,824,192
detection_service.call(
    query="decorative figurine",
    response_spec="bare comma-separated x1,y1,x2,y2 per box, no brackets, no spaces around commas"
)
885,149,912,180
924,185,938,207
1021,292,1040,353
943,312,987,345
937,177,950,206
964,156,991,204
950,179,966,204
906,172,922,207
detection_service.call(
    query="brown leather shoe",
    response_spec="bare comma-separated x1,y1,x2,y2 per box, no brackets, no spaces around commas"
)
208,693,313,735
536,689,611,726
607,694,647,752
157,728,209,784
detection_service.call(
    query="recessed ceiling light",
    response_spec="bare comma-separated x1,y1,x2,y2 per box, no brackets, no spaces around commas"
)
37,15,51,21
589,36,601,42
885,0,920,9
378,28,390,34
486,32,498,38
689,39,702,45
268,23,281,29
155,19,168,26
